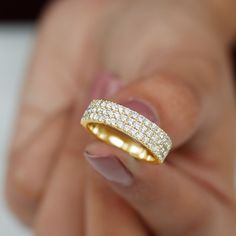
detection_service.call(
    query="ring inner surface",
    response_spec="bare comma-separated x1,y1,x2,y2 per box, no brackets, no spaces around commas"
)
86,122,158,163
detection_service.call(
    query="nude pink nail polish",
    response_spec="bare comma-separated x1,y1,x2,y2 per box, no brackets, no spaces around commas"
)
89,73,123,100
121,98,159,123
85,152,133,186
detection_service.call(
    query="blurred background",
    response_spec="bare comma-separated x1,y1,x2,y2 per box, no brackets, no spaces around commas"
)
0,1,236,236
0,1,48,235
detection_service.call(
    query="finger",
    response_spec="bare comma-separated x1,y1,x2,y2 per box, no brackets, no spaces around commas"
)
85,168,148,236
34,136,85,236
35,70,125,236
6,0,108,224
35,72,124,235
83,73,222,235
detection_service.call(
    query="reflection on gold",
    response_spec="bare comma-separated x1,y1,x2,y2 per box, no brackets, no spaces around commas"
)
86,123,159,163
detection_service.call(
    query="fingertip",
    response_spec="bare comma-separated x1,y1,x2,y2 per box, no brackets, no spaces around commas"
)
112,75,203,148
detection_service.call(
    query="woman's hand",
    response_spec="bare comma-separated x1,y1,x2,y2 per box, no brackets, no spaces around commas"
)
6,0,236,235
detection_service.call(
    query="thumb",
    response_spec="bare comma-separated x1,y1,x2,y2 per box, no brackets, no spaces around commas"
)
82,74,216,235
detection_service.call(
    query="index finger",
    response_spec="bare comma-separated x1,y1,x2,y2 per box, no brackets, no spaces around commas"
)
6,0,105,223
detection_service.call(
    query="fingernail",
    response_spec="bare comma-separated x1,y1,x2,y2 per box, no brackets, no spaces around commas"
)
89,73,123,100
121,98,158,123
84,151,133,186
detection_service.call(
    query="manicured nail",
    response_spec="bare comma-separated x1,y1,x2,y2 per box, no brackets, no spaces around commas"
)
121,98,158,123
89,73,123,100
84,151,133,186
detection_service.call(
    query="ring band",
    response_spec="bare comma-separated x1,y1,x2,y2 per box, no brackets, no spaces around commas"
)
80,99,172,163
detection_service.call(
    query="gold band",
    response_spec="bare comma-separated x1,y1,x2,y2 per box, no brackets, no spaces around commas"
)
80,99,172,163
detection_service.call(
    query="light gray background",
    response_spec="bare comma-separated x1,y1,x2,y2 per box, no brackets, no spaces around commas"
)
0,24,236,236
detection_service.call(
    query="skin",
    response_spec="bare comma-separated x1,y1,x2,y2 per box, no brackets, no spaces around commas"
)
5,0,236,235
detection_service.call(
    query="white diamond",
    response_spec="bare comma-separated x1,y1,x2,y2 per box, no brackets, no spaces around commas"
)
128,119,134,126
110,118,116,125
166,142,171,149
104,116,109,122
121,115,127,122
150,123,156,129
124,125,130,132
114,113,120,119
134,122,140,130
143,136,149,143
130,128,136,136
108,111,113,117
118,106,123,113
152,135,157,141
147,141,153,148
132,112,138,119
141,126,147,132
136,132,144,140
146,130,153,137
138,116,144,122
154,150,161,157
157,139,163,145
117,121,123,128
125,109,131,116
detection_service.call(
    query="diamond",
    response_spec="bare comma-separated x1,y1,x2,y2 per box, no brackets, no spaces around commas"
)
157,139,163,145
125,109,131,116
146,130,153,137
117,121,123,128
118,106,123,113
134,121,140,130
108,111,113,117
124,125,130,132
141,126,147,132
132,112,138,119
144,119,150,126
128,118,134,126
114,113,120,119
110,118,116,126
136,132,144,140
130,128,137,136
138,116,144,123
121,115,127,122
143,136,149,143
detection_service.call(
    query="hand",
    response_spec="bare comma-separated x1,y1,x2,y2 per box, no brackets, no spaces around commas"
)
6,0,236,235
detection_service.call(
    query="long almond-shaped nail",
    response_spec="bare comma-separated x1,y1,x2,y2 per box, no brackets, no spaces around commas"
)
88,73,123,101
84,151,133,186
121,98,159,123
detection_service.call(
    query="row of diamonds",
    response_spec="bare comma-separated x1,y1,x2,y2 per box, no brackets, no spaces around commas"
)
81,99,172,161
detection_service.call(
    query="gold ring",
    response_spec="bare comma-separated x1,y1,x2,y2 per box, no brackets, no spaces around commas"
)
80,99,172,163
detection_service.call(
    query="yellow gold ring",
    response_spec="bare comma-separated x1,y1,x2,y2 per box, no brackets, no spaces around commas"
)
80,99,172,164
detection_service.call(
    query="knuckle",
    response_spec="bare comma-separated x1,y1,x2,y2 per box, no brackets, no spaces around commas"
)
5,173,37,225
5,165,40,214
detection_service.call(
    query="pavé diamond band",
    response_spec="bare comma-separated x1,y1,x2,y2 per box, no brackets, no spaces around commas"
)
80,99,172,163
